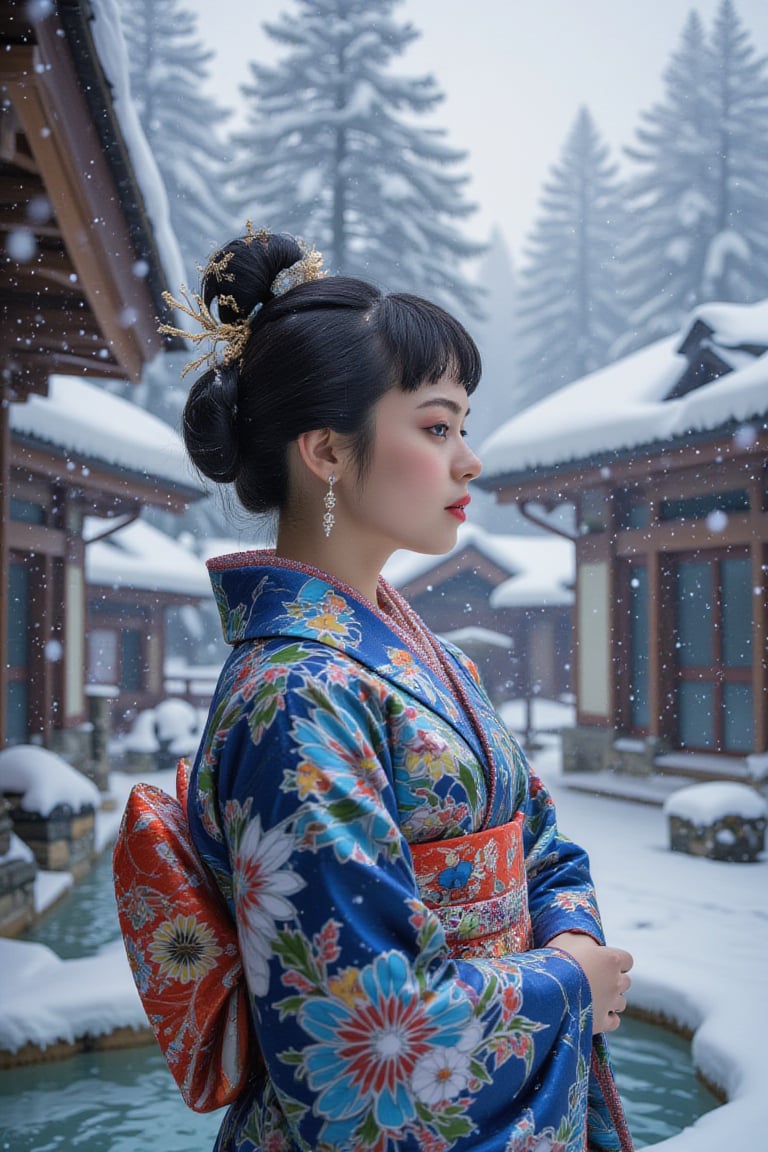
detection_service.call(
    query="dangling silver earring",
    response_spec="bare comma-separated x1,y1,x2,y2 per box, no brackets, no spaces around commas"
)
322,473,336,537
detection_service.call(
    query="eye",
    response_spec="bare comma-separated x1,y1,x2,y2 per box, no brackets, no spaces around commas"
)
428,422,450,439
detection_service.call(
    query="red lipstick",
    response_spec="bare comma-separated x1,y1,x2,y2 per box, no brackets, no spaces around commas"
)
446,495,470,522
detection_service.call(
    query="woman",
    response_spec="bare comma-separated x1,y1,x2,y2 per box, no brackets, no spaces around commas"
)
144,228,633,1151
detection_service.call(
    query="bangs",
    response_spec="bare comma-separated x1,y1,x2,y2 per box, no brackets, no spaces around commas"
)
377,293,482,394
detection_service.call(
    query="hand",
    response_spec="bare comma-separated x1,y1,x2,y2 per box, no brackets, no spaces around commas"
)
546,932,633,1034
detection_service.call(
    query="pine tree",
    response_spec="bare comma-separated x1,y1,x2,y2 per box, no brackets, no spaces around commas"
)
229,0,484,318
618,2,768,354
117,0,235,288
516,107,628,407
705,0,768,300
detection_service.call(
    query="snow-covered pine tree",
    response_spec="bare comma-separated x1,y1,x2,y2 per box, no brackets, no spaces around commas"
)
117,0,235,290
617,2,768,355
515,107,628,408
704,0,768,301
230,0,484,318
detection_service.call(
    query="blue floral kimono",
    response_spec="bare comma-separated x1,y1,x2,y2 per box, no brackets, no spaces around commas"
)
188,552,632,1152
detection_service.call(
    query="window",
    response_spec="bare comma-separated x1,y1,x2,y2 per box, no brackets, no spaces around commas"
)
616,490,650,531
121,630,144,692
673,552,753,754
6,562,30,744
660,489,750,523
87,629,118,685
10,498,46,525
86,626,145,692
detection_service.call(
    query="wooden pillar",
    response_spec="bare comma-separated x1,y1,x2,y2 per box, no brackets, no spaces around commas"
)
753,540,767,752
646,548,662,742
0,392,9,746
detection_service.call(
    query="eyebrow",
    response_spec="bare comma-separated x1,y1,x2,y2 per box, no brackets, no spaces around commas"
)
415,397,470,417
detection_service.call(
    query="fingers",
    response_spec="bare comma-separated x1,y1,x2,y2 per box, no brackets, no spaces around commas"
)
616,948,634,973
600,950,633,1032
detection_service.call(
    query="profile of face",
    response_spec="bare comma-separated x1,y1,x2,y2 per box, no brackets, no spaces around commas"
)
336,374,482,561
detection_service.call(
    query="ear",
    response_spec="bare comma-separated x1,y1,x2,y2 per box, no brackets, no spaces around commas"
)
295,428,346,484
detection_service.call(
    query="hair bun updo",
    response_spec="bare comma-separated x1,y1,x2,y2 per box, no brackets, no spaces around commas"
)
200,230,311,333
181,230,310,487
183,363,241,484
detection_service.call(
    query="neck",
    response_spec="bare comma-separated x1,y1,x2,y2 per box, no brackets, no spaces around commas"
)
275,522,386,606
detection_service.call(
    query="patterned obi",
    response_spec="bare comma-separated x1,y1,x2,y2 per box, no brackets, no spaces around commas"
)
410,813,532,959
114,766,534,1115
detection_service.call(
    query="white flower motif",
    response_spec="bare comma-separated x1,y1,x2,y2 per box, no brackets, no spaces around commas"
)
232,815,305,996
411,1045,472,1105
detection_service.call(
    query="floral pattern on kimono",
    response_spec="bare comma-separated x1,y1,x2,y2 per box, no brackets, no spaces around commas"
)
188,552,632,1152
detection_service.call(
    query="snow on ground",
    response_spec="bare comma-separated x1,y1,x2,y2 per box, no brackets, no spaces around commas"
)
1,745,766,1148
535,740,768,1149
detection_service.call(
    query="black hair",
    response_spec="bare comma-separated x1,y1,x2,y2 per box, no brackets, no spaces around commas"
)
182,230,481,515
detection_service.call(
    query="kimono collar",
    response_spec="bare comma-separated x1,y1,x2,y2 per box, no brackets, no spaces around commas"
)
207,550,490,781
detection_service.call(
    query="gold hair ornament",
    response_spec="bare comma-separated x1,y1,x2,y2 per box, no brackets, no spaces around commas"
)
158,285,252,377
271,237,327,295
158,229,327,377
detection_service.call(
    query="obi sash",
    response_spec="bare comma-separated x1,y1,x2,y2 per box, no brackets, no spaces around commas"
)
114,763,531,1112
114,765,633,1150
410,812,532,959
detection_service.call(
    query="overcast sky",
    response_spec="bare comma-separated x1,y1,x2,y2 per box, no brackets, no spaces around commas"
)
187,0,768,263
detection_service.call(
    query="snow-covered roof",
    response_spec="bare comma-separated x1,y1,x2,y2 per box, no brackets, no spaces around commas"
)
11,376,201,494
490,549,575,609
383,522,574,607
691,299,768,347
88,0,186,305
85,517,211,597
441,626,513,649
481,298,768,481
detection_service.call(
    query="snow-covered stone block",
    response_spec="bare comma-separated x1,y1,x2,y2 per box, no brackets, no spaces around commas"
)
0,746,100,877
0,832,37,937
8,807,96,876
0,799,11,857
663,782,767,863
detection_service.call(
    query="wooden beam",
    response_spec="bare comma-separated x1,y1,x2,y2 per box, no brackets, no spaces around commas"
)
2,32,163,382
8,349,124,380
11,439,198,513
6,521,66,558
753,544,767,752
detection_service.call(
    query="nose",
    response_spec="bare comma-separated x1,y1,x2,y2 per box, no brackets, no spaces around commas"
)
456,440,482,481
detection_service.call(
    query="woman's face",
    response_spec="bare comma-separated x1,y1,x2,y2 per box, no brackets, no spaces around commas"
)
337,375,482,561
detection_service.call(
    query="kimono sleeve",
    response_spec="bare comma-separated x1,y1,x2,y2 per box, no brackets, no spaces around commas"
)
445,641,606,951
199,654,598,1152
520,758,606,949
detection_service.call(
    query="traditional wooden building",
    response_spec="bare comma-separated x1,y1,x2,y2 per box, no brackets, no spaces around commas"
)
479,300,768,783
384,523,574,705
1,0,186,756
8,375,204,757
86,513,210,728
